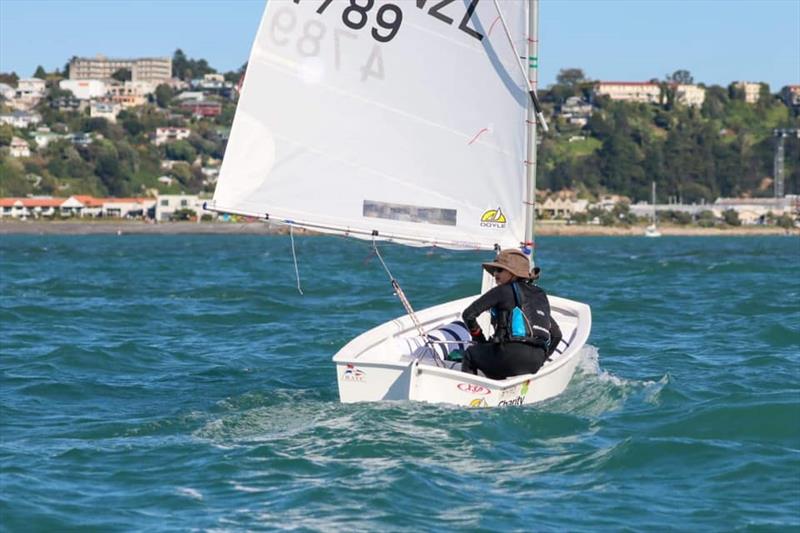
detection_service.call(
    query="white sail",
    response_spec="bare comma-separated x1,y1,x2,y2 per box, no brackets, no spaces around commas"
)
211,0,530,250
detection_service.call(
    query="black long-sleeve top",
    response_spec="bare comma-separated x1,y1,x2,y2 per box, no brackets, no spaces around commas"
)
462,283,563,356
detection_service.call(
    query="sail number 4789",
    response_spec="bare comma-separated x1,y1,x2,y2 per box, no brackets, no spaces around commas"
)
292,0,484,43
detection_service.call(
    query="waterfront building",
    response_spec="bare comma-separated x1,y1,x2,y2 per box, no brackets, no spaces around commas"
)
594,81,661,104
61,195,104,217
537,195,589,219
69,55,171,83
154,194,215,221
102,197,156,218
0,197,64,218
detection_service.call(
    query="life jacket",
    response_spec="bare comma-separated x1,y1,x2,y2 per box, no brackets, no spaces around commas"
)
493,282,551,346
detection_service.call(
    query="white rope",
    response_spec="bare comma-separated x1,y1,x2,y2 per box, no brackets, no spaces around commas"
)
289,224,304,295
371,238,444,367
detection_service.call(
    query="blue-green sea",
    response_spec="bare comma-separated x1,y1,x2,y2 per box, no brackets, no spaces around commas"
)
1,234,798,531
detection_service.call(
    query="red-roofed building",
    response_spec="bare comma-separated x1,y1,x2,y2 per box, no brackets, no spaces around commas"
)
61,195,104,217
0,197,66,218
0,198,26,218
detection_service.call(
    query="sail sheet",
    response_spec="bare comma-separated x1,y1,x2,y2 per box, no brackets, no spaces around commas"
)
212,0,529,250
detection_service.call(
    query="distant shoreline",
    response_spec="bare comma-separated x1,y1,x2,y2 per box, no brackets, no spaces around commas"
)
1,220,797,237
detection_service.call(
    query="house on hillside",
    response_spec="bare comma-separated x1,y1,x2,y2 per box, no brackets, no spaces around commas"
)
9,137,31,158
90,101,122,123
674,84,706,107
559,96,593,126
154,127,191,145
0,110,42,128
59,79,107,100
594,81,660,104
33,127,63,149
733,81,762,104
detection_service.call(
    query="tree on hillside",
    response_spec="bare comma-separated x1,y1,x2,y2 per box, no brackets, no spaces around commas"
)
172,48,215,81
556,68,588,87
0,72,19,87
111,68,132,82
666,69,693,84
33,65,47,79
154,84,173,108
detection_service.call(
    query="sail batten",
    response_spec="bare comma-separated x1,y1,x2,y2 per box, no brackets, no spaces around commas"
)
214,0,530,251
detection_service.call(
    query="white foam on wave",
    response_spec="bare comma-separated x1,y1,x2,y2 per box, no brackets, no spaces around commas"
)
576,344,666,389
176,487,203,500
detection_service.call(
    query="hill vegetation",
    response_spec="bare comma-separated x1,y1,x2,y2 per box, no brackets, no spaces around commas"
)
1,59,798,203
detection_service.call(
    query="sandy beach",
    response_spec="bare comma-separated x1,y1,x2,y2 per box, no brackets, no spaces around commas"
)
1,220,797,237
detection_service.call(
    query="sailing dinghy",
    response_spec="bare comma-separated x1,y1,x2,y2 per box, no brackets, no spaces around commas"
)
210,0,591,407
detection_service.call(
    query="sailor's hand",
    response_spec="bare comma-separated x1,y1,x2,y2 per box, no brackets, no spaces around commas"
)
470,328,486,344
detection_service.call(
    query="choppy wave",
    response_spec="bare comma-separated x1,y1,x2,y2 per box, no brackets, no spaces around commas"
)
1,235,798,531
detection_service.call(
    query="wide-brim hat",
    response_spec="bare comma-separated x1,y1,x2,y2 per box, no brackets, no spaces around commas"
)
482,249,538,279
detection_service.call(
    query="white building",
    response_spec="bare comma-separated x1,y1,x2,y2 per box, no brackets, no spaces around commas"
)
734,81,762,104
560,96,593,126
713,197,796,224
69,55,172,83
59,79,107,100
90,101,122,123
154,127,191,145
675,84,706,107
594,81,661,104
60,195,104,217
0,110,42,128
0,82,15,100
33,127,63,149
537,196,589,219
154,194,215,221
9,137,31,158
0,197,64,218
16,78,46,98
102,197,156,218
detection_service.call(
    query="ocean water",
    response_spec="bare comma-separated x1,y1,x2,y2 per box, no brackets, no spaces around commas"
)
1,234,798,532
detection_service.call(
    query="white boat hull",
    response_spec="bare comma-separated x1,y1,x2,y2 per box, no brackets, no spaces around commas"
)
332,294,591,407
644,224,662,238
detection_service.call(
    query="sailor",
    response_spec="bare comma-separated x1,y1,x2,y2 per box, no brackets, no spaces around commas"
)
460,249,562,380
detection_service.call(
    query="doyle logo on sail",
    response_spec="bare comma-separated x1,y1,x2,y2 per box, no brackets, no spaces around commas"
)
480,207,507,228
343,364,365,382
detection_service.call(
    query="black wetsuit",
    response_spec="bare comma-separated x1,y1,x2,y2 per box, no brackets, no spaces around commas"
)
461,282,562,380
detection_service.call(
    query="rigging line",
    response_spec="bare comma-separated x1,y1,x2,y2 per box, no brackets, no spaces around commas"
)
490,0,549,132
289,224,304,295
371,237,444,368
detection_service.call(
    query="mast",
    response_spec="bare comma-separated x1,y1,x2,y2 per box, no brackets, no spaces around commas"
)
525,0,539,266
651,181,657,225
